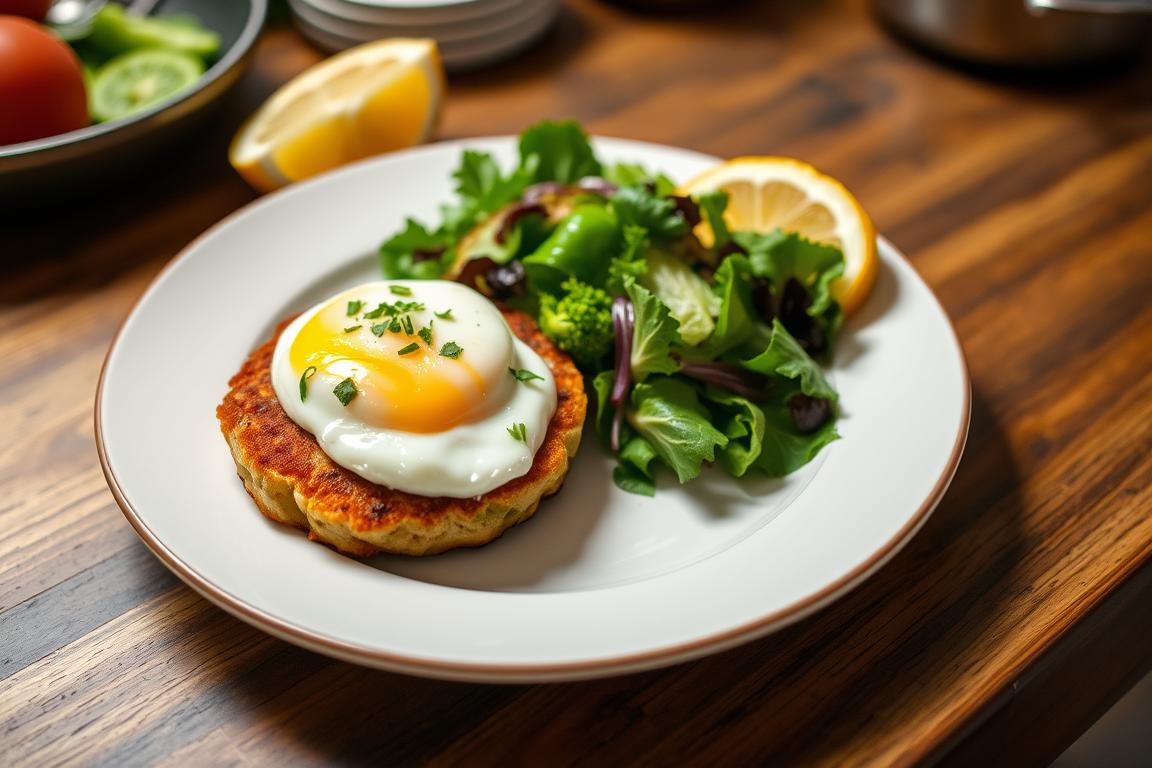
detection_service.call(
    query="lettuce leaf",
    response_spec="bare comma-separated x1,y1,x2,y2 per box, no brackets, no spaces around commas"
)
455,149,536,215
380,150,538,278
641,248,720,345
742,319,837,400
739,230,843,316
697,190,732,252
753,386,839,477
698,253,757,357
610,186,688,242
614,433,659,496
731,320,840,476
704,387,766,477
591,370,615,445
603,162,677,196
624,278,681,381
379,219,452,279
628,377,728,483
613,463,655,496
518,120,601,184
734,228,844,343
605,225,649,295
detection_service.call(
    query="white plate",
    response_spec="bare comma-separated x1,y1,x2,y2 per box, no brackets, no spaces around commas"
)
292,9,556,69
308,0,530,26
97,137,969,683
290,0,554,45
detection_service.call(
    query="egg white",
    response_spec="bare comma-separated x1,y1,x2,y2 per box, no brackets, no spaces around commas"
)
270,280,557,498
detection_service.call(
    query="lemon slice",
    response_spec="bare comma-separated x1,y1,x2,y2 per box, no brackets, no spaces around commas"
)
230,38,444,193
680,157,877,316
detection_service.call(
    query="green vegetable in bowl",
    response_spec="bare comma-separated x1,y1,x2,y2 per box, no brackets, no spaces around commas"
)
49,4,220,125
90,48,204,123
89,4,219,59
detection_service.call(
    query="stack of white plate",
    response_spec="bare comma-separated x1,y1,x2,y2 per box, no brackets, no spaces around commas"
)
289,0,563,71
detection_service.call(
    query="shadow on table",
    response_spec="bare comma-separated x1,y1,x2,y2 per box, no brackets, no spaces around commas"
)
0,83,261,307
159,383,1024,765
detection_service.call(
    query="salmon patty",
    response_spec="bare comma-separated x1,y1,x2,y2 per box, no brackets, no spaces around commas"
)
217,307,586,557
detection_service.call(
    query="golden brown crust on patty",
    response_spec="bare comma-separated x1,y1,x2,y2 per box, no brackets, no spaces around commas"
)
216,307,586,557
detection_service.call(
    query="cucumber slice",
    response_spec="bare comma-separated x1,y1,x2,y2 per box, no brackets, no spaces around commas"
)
89,5,220,59
91,48,204,123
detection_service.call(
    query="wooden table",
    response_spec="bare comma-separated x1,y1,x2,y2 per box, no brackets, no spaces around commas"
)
4,0,1151,764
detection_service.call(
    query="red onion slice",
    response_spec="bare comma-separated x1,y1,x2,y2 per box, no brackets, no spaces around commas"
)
495,202,546,245
609,296,635,451
679,361,773,401
522,181,566,204
577,176,619,196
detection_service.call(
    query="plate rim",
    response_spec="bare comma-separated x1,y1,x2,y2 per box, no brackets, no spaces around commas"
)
95,136,971,682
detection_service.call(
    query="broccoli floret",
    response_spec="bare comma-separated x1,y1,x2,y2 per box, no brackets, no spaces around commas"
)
538,278,614,369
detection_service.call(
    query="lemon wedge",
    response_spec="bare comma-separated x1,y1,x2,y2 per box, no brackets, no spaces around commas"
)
230,38,444,193
680,157,877,316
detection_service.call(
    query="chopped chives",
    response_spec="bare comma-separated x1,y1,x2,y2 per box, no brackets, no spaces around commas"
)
333,377,358,406
509,367,545,382
298,366,317,401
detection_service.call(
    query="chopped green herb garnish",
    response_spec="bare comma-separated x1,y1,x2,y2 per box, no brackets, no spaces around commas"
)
395,300,424,313
363,303,387,320
397,342,420,356
343,325,362,333
507,422,528,443
418,323,434,346
439,341,463,359
401,315,414,335
434,309,453,320
298,366,317,401
370,323,388,337
389,318,402,333
346,300,363,316
389,285,413,296
333,377,358,406
509,367,545,383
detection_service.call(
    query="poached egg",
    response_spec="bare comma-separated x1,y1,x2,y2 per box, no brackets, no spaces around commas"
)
270,280,556,498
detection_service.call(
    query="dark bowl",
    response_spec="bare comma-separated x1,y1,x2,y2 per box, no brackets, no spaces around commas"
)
0,0,266,197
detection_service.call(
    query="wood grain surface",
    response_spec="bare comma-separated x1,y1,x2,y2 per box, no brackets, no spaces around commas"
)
3,0,1151,764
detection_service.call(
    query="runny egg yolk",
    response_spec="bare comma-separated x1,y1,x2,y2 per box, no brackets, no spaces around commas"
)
288,296,494,434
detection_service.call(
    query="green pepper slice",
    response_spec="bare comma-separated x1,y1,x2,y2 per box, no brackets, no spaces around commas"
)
522,204,622,287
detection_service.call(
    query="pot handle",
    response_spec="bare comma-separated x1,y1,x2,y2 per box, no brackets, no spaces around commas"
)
1028,0,1152,14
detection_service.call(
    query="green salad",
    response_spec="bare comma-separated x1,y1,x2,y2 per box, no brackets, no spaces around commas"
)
378,121,845,496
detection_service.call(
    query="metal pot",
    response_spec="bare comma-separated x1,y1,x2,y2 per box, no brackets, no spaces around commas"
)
874,0,1152,68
